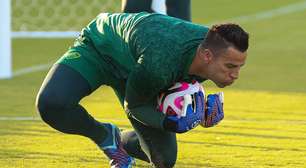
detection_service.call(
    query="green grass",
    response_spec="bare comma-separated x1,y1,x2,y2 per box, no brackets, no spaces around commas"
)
1,0,306,167
1,88,306,167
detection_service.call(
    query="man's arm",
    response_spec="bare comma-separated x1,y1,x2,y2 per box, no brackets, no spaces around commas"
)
124,63,172,130
124,63,209,133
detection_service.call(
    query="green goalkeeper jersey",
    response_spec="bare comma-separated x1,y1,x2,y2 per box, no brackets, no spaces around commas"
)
80,12,209,129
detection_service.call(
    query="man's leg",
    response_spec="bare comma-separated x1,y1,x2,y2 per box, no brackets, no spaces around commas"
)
166,0,191,21
111,80,150,163
122,0,191,21
36,63,108,144
36,63,134,167
129,117,177,168
121,130,150,162
112,79,177,168
121,0,153,13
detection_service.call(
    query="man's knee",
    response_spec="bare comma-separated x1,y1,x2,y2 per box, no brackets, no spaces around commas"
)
150,150,177,168
151,158,176,168
35,90,66,126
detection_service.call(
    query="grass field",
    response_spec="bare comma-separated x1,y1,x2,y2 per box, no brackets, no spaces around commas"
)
1,0,306,167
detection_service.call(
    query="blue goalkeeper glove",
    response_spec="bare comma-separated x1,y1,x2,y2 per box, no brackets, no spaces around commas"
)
201,92,224,127
164,91,205,133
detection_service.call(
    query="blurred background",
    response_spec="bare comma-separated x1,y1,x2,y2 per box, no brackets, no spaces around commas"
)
0,0,305,167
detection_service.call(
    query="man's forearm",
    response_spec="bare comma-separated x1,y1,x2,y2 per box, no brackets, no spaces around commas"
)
125,103,166,130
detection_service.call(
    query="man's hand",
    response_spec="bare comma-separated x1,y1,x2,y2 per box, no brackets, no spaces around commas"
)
201,92,224,127
164,91,205,133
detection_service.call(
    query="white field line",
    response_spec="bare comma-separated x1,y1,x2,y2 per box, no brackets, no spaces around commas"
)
11,1,306,77
1,116,305,125
13,63,53,77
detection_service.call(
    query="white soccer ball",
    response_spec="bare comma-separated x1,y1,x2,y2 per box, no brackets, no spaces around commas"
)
157,81,205,118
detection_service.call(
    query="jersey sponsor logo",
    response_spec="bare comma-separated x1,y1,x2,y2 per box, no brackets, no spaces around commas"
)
63,51,81,60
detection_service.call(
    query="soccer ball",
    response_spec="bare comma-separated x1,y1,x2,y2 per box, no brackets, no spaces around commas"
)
157,81,205,118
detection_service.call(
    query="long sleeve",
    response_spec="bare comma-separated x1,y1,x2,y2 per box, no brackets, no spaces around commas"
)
124,64,169,129
124,34,183,129
122,13,208,130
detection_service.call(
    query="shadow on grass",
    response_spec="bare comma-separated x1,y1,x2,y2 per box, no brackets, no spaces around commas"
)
225,117,306,125
220,125,306,134
226,107,306,117
0,127,58,137
191,129,306,141
178,140,306,152
0,148,215,167
115,124,306,141
0,148,101,163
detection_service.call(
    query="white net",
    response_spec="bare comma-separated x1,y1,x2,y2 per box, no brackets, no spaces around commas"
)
12,0,121,38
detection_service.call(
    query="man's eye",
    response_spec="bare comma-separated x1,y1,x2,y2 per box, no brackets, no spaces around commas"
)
226,64,235,68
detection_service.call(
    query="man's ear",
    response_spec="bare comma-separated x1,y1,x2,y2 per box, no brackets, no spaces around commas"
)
200,48,213,64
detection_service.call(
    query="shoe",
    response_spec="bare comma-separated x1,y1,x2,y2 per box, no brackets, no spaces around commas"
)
100,123,135,168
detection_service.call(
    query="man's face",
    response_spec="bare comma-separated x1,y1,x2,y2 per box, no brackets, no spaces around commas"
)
205,47,247,88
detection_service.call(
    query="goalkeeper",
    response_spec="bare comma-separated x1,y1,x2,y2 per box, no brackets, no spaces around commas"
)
36,12,249,168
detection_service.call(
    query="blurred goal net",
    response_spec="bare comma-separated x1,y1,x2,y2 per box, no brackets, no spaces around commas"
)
0,0,120,78
11,0,120,38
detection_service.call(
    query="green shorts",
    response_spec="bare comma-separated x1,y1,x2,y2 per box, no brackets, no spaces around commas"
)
55,38,119,91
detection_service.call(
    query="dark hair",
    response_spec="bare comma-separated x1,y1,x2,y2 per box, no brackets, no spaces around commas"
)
201,23,249,53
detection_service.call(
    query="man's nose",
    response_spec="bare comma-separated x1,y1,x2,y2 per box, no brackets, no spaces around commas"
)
230,70,239,80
